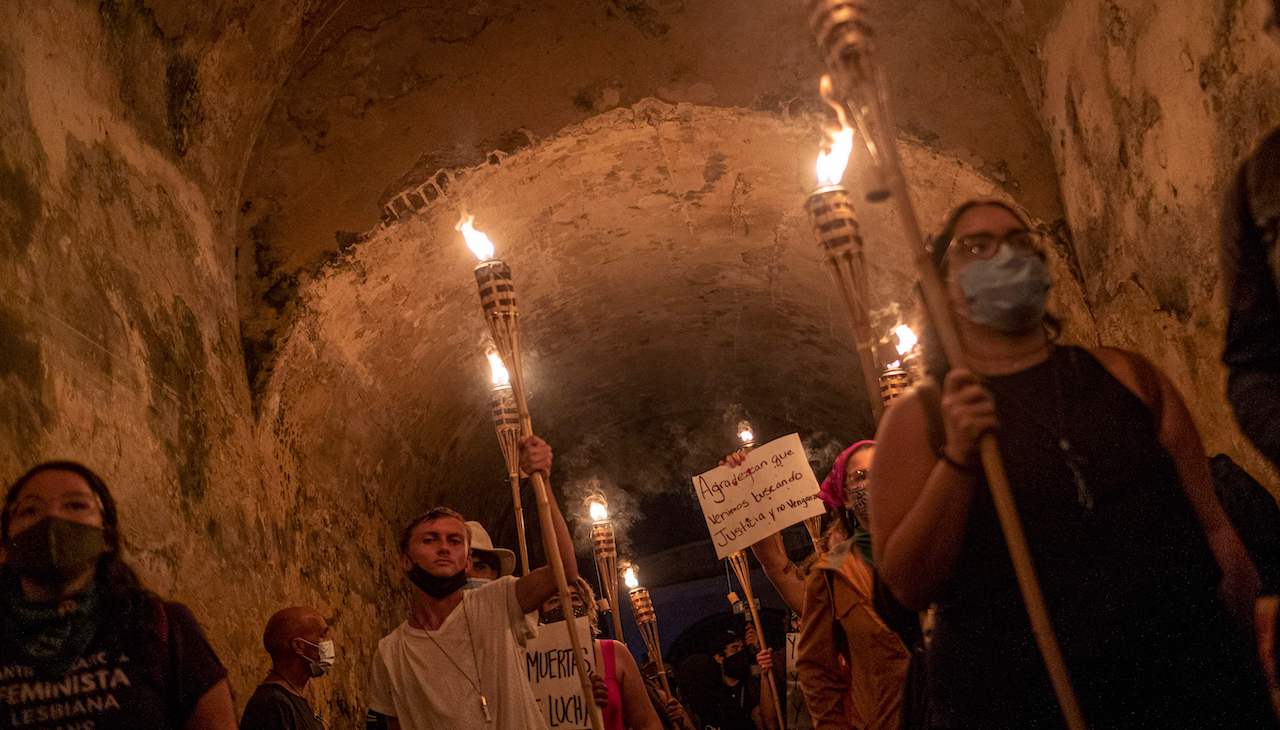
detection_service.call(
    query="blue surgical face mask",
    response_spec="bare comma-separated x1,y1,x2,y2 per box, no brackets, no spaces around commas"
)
955,243,1051,333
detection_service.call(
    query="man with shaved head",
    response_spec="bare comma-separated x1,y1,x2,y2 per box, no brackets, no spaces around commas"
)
240,606,333,729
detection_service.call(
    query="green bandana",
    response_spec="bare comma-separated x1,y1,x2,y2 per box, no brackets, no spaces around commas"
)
3,577,101,676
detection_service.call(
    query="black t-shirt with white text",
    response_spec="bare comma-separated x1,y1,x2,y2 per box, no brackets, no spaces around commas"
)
0,600,227,729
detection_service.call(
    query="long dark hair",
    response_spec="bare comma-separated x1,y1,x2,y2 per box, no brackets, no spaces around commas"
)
919,199,1061,381
3,462,158,648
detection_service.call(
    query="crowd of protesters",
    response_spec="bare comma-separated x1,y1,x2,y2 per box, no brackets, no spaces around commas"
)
4,6,1280,726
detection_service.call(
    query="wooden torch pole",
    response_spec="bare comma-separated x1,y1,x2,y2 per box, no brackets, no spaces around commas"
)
474,257,604,730
490,381,531,575
805,3,1086,728
728,551,785,730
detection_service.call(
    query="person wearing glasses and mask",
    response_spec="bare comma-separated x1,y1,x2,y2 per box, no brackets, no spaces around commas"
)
0,462,235,729
241,607,333,729
872,200,1273,727
796,441,911,730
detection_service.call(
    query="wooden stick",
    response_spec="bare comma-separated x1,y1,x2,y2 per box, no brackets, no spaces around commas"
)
728,550,785,730
477,261,604,730
805,5,1086,725
491,386,531,575
510,473,530,575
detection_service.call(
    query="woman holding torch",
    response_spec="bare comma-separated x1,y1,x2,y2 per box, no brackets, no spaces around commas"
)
871,199,1274,728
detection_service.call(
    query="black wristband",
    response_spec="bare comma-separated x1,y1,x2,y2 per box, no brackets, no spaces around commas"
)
937,448,980,475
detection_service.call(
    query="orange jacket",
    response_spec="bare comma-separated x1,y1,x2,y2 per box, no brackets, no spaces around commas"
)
796,539,909,730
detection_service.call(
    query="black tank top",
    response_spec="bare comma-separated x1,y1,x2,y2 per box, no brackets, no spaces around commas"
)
925,346,1271,728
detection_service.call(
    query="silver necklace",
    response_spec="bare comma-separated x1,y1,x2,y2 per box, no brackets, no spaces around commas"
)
985,346,1095,511
419,598,491,722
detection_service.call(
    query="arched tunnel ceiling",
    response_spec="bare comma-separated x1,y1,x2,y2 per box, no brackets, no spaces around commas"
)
262,102,1091,563
237,0,1067,394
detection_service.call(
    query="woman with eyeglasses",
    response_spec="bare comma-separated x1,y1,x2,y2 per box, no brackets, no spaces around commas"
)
871,200,1274,728
0,461,235,729
792,440,913,730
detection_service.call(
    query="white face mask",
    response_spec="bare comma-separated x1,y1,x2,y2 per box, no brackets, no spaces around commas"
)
297,638,336,677
464,577,493,590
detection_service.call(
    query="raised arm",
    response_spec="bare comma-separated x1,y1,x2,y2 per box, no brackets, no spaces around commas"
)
870,371,990,611
750,532,806,614
516,435,581,612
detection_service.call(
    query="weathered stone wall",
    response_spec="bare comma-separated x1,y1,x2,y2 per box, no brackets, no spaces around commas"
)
972,0,1280,486
0,2,399,724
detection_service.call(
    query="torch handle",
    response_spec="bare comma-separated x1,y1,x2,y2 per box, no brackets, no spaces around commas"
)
528,471,605,730
494,317,604,730
729,551,785,730
847,67,1087,730
510,472,530,576
824,255,886,422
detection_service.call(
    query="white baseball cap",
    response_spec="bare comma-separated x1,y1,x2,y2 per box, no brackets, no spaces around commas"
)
466,521,517,577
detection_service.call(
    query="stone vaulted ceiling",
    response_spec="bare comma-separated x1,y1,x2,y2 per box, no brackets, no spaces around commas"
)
236,0,1068,561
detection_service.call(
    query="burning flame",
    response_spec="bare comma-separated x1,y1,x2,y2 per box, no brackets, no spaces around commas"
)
623,564,639,590
486,351,510,388
457,213,496,261
816,126,855,186
587,494,609,522
815,75,855,186
893,324,918,357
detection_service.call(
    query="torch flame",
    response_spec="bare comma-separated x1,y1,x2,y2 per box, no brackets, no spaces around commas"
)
893,324,918,357
486,351,510,388
815,75,855,186
457,213,496,261
587,495,609,522
738,428,755,444
816,125,855,186
623,565,639,589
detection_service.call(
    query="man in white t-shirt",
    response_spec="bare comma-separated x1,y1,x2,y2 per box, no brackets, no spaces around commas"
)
365,435,579,730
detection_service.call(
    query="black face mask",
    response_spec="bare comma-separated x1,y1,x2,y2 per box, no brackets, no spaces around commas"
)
7,517,106,585
722,650,752,681
407,564,467,598
540,602,589,625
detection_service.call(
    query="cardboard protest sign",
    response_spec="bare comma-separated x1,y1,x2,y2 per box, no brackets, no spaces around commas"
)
525,616,596,729
692,433,825,558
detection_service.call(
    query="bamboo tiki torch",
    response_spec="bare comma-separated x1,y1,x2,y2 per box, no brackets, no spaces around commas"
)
807,77,886,425
622,562,672,694
728,424,785,730
487,351,531,575
460,214,604,730
877,324,918,405
586,493,627,642
805,3,1086,728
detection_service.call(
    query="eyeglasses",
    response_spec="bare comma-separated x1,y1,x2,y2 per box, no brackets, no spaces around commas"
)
945,229,1048,261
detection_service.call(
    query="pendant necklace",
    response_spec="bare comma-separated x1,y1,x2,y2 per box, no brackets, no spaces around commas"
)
421,598,491,722
987,346,1095,511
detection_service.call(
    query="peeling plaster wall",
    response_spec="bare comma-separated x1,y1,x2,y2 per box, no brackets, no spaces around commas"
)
1,2,399,724
266,101,1094,560
974,0,1280,486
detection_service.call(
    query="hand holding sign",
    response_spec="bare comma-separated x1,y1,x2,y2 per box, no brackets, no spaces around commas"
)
692,433,825,559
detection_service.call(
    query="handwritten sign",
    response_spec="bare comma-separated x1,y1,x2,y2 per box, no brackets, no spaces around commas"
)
692,433,825,558
525,617,596,729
